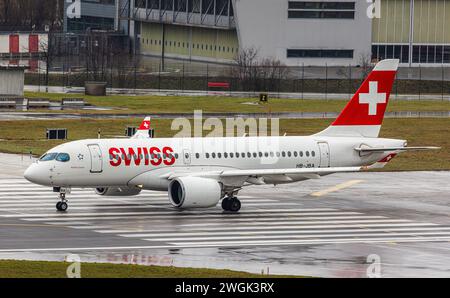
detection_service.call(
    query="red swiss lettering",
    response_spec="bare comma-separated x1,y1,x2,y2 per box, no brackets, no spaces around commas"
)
163,147,175,166
109,147,121,167
149,147,162,166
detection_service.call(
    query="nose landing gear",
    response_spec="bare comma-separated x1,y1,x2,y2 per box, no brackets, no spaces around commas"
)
54,187,70,212
221,197,241,212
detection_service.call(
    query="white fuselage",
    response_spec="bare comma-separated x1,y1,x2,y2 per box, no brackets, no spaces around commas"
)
24,135,405,190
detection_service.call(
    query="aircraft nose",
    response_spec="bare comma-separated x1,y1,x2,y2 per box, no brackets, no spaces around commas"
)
24,163,51,186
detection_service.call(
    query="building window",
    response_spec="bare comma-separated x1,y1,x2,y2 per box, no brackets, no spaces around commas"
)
288,1,355,19
287,49,353,58
373,44,410,63
411,45,450,64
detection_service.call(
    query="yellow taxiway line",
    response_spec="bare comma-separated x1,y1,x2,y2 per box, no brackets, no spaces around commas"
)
311,180,365,197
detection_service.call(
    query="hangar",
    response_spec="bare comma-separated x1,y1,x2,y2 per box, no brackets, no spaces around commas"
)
64,0,450,66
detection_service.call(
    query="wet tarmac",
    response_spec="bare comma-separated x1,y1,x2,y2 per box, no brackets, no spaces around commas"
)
0,153,449,277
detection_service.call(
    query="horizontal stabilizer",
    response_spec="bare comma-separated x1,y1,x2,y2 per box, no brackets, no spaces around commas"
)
355,146,440,153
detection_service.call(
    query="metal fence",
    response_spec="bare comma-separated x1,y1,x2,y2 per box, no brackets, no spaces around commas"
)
8,55,450,99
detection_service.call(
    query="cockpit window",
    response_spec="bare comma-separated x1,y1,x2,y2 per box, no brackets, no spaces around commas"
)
39,153,58,161
56,153,70,162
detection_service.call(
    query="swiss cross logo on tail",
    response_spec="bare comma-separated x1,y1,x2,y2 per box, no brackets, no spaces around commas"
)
359,81,386,116
138,117,151,130
330,59,399,128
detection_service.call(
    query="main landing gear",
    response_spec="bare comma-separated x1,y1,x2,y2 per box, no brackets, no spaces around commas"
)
55,187,70,212
221,197,241,212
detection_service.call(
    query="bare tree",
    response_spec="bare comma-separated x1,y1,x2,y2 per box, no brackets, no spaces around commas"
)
231,47,289,92
358,52,373,79
0,0,63,31
39,32,57,92
84,31,110,82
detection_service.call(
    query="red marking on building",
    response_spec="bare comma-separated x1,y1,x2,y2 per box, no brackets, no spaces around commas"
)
9,35,19,54
29,35,39,53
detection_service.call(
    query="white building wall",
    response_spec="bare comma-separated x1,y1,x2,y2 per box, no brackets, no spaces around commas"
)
19,35,29,53
0,35,9,54
0,69,24,96
233,0,373,66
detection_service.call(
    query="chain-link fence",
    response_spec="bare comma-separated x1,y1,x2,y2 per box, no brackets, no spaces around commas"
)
9,55,450,99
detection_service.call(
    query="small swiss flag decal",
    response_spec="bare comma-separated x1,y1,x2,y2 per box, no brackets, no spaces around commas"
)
138,119,151,130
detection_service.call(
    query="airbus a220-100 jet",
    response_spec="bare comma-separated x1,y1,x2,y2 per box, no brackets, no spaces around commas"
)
25,59,438,212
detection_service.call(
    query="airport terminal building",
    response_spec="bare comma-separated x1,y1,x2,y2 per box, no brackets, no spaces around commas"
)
64,0,450,66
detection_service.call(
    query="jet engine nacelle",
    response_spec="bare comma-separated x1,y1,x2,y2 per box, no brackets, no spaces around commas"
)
95,187,142,196
168,177,222,208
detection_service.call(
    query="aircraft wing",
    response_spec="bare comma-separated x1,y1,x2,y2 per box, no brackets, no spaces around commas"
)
354,146,440,153
219,167,361,177
161,167,361,182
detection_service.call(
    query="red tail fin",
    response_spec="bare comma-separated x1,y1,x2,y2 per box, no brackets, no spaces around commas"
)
316,59,399,138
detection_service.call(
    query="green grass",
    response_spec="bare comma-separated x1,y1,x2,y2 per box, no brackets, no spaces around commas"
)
0,259,294,278
0,118,448,171
24,92,450,114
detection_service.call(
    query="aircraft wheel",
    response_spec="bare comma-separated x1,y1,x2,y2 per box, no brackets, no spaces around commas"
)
222,197,241,212
229,197,241,212
221,197,232,211
56,201,68,212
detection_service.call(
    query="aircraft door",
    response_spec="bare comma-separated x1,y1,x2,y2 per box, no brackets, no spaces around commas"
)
183,149,191,165
318,142,330,168
88,144,103,173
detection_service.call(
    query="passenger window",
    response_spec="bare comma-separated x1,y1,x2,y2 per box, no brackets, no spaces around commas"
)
218,153,222,158
270,152,274,157
230,153,234,158
300,151,303,157
56,153,70,162
247,152,251,158
205,153,209,158
312,151,315,157
212,153,216,158
224,153,228,158
294,151,298,157
306,151,310,157
236,153,239,158
276,152,280,157
264,152,268,157
195,153,200,159
287,152,292,157
282,152,286,157
253,152,257,158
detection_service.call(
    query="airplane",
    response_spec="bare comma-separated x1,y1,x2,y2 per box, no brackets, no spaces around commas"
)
24,59,439,212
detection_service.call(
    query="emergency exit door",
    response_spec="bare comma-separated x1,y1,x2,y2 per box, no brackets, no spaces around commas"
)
88,144,103,173
318,142,330,168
